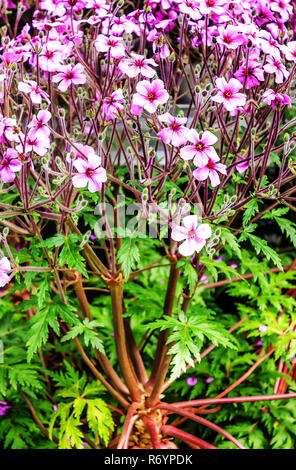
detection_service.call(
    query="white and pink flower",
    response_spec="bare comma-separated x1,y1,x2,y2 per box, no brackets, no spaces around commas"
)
193,157,227,187
28,109,51,139
39,41,64,72
262,89,292,109
95,35,125,59
0,257,11,287
52,63,86,92
102,89,125,120
180,130,218,166
263,51,289,84
132,79,169,114
18,80,50,105
72,153,107,193
212,77,247,112
171,215,212,257
157,113,189,147
119,54,157,79
0,148,21,183
17,130,50,157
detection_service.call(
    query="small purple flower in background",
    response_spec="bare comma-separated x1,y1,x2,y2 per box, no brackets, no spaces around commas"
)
110,333,115,338
205,377,214,384
89,233,97,242
229,263,238,269
0,257,11,287
258,325,268,333
0,401,13,415
186,377,198,386
171,215,212,257
52,404,58,412
256,339,263,347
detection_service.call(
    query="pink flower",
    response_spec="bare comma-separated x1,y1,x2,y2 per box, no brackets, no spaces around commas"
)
171,215,212,257
186,377,197,386
234,60,264,89
270,0,293,22
39,41,64,72
264,51,289,84
258,325,268,333
28,109,51,139
236,160,249,173
0,257,11,287
0,117,25,144
132,79,169,114
157,113,189,147
193,158,227,187
119,54,157,79
18,80,50,105
17,130,50,157
282,41,296,62
217,25,244,50
0,401,13,415
95,35,125,58
212,77,246,112
52,63,86,92
177,0,202,20
72,153,107,193
102,89,125,120
66,143,96,164
262,89,292,109
199,0,224,15
0,148,21,183
180,129,218,166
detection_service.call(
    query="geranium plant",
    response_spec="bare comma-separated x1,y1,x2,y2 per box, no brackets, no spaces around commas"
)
1,0,296,450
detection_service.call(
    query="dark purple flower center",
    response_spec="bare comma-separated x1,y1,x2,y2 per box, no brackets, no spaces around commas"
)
46,51,54,59
196,142,204,150
65,71,74,79
170,122,180,131
86,168,94,177
207,159,215,169
223,90,232,99
135,59,145,67
148,92,156,101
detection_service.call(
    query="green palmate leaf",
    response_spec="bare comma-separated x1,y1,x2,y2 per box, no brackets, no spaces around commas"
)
200,256,244,283
116,238,140,279
220,227,242,259
176,258,198,295
38,234,65,249
86,399,114,446
26,305,60,362
239,231,282,269
262,208,296,247
58,234,88,278
242,198,262,227
61,318,105,353
147,310,237,380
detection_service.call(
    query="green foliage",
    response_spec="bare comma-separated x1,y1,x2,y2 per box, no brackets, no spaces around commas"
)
146,309,237,380
48,362,114,449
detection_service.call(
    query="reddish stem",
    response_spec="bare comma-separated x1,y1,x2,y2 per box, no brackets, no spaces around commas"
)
158,403,245,449
161,425,217,449
173,392,296,408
